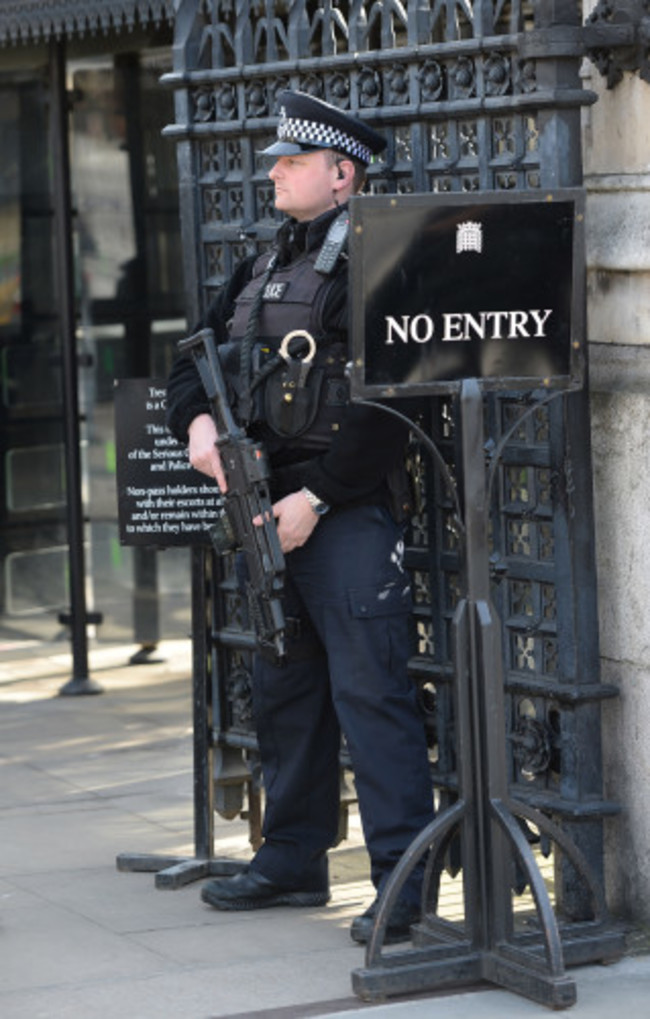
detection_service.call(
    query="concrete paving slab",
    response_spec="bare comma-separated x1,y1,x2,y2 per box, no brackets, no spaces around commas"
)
0,892,176,993
6,867,202,934
0,803,191,875
0,963,362,1019
134,904,353,966
0,759,89,810
1,639,649,1019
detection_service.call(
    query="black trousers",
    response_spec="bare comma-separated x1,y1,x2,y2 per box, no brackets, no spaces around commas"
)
249,504,434,906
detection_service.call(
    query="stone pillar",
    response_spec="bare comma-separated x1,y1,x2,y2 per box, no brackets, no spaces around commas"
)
581,31,650,922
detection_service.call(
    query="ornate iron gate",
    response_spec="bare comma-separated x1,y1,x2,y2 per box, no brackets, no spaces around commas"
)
159,0,624,1005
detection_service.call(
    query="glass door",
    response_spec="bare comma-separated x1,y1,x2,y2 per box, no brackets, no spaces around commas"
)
0,76,68,650
69,49,190,647
0,47,191,654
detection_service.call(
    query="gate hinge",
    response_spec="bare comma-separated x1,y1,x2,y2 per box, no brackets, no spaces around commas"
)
583,0,650,88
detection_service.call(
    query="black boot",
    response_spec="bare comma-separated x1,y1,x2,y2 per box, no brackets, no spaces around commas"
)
201,869,330,911
350,895,420,945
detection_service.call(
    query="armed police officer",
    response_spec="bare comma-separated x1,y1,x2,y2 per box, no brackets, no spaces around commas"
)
166,91,434,944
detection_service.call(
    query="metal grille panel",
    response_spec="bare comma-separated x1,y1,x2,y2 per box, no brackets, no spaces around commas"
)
165,0,617,917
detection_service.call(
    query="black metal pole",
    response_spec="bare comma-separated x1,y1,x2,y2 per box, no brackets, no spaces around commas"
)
50,39,103,696
192,546,214,858
115,53,161,661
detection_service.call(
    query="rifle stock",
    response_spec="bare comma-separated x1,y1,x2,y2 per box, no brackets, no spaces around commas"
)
177,328,286,663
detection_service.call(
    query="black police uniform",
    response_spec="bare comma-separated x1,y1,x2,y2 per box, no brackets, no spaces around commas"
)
165,91,434,919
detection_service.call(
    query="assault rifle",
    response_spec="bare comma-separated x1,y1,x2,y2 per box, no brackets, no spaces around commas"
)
177,327,286,663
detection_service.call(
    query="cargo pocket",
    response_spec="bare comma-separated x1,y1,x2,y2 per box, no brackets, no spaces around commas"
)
347,581,412,620
347,582,412,681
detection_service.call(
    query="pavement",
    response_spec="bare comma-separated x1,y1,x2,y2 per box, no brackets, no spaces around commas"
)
1,638,650,1019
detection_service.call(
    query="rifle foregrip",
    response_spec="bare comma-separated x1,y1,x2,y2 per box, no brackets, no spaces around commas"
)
177,327,286,663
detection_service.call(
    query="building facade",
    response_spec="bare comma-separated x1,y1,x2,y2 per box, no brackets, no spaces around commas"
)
0,0,649,926
581,17,650,922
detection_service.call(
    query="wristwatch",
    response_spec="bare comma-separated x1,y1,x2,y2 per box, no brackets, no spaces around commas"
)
301,487,330,516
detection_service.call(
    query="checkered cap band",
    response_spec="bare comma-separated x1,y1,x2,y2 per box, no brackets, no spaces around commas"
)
278,110,373,164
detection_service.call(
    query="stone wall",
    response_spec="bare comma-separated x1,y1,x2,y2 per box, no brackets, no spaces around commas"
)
582,50,650,922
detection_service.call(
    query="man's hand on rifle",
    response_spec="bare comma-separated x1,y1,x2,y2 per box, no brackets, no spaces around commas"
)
188,410,319,554
187,413,228,492
253,491,319,554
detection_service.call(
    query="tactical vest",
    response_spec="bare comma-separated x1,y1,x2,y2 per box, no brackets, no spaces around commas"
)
225,247,349,456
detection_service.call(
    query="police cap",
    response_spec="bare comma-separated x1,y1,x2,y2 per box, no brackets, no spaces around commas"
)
262,90,386,166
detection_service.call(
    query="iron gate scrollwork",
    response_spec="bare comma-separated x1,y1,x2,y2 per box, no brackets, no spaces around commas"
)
161,0,622,1004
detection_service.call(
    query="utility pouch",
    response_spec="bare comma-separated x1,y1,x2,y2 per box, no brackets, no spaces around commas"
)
216,341,266,425
264,330,324,439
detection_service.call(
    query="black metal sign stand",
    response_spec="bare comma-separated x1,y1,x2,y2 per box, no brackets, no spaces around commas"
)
113,378,255,887
351,380,623,1009
117,546,248,889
